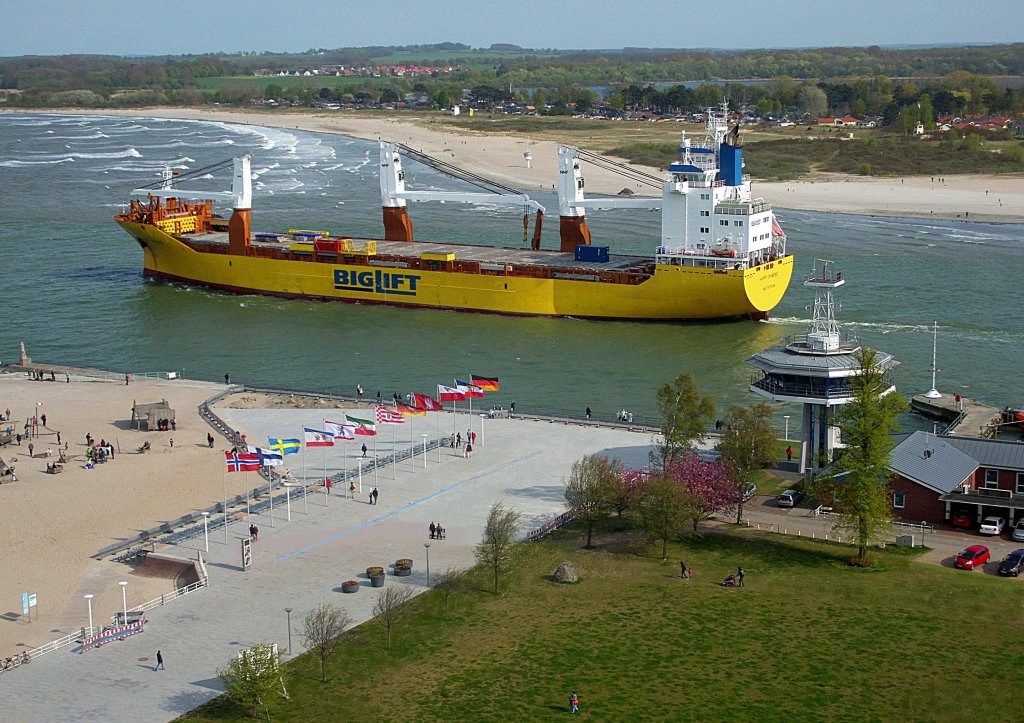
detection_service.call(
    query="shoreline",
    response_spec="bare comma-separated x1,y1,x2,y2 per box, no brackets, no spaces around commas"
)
4,107,1023,223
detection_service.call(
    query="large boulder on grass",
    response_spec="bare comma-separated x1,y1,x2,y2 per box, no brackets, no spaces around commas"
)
554,561,580,583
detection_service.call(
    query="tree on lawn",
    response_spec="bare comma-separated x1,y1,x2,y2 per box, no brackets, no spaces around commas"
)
665,453,738,532
301,602,352,682
564,454,622,547
217,642,286,719
637,473,696,559
811,347,907,563
474,502,521,593
718,402,778,524
654,372,715,470
373,585,415,649
433,566,464,620
609,468,646,518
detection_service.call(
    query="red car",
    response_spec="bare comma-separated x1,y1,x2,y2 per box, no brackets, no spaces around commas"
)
950,511,973,528
954,545,991,570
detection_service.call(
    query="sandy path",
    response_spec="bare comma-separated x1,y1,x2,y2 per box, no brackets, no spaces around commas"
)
22,107,1024,223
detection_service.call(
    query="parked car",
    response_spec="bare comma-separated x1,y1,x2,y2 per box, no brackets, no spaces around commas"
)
777,489,804,507
979,516,1006,535
950,511,973,528
997,549,1024,577
954,544,991,570
742,482,757,501
1012,519,1024,542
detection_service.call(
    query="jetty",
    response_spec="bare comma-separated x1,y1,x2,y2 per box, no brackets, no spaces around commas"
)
910,393,1003,438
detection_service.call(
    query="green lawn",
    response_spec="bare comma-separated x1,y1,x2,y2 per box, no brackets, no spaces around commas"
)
184,524,1023,721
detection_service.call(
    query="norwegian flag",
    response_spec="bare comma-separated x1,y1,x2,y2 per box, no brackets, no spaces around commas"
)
376,405,405,425
225,451,261,473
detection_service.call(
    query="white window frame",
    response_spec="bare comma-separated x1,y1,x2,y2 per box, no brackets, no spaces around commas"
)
1017,472,1024,494
984,468,999,488
893,491,906,509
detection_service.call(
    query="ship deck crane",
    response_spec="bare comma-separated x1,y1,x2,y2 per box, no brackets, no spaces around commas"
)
380,141,545,248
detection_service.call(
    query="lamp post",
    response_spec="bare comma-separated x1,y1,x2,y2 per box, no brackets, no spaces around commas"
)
284,607,293,656
84,594,94,636
119,581,128,626
424,543,431,586
36,402,42,437
283,483,294,522
422,434,428,469
783,415,791,441
201,511,210,552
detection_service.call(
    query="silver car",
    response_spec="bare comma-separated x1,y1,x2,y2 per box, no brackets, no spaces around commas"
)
1012,519,1024,542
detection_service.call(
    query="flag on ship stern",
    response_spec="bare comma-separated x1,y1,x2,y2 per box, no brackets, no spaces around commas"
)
437,384,467,402
324,420,356,439
345,415,377,436
268,437,301,456
413,393,444,412
396,403,426,417
471,375,500,392
248,446,284,466
455,379,485,398
303,428,335,447
225,451,261,472
376,406,406,425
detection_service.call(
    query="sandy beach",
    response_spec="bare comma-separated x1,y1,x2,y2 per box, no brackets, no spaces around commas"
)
33,106,1024,224
0,370,258,653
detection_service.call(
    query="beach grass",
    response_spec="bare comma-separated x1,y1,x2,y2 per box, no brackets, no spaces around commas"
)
182,522,1022,721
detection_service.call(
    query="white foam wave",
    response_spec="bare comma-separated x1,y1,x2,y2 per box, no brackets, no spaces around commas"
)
0,158,74,167
60,147,142,159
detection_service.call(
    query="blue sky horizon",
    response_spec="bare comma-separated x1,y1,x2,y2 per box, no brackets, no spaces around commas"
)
3,1,1022,58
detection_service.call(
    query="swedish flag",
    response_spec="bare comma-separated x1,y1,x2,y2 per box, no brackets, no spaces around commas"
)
267,437,301,456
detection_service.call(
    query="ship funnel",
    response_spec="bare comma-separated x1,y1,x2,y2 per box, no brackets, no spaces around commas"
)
557,146,592,252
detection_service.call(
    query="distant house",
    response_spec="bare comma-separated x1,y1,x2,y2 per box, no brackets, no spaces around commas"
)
817,116,859,127
887,431,1024,527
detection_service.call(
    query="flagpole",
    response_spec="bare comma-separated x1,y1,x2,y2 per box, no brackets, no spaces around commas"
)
392,420,397,479
323,440,328,506
373,433,378,490
246,471,251,516
223,469,229,543
436,409,441,462
409,423,415,474
269,470,275,528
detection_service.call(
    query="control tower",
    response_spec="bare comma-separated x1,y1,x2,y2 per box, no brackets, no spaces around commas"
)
746,260,898,474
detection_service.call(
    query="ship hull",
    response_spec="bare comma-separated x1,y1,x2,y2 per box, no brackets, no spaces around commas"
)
118,220,793,321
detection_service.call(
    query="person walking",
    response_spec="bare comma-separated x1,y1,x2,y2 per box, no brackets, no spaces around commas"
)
471,431,476,445
429,521,436,539
224,373,230,385
569,691,579,714
680,560,689,579
56,431,61,445
349,481,356,499
325,477,332,495
585,406,592,420
207,433,215,448
786,446,793,462
510,400,516,415
372,487,378,505
357,384,363,398
464,443,472,458
28,442,34,458
361,443,367,458
41,413,47,428
737,566,745,587
155,650,165,671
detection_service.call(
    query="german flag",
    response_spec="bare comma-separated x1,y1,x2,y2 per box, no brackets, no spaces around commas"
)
396,403,426,417
471,375,500,392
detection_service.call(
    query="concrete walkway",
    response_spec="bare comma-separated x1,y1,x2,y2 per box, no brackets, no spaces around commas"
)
2,413,657,721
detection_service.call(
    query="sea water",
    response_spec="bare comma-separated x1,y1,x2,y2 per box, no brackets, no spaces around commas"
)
0,113,1021,429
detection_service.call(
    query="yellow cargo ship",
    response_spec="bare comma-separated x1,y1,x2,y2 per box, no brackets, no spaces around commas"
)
115,110,793,321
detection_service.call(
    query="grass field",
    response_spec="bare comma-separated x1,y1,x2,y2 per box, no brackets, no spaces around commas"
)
184,521,1023,721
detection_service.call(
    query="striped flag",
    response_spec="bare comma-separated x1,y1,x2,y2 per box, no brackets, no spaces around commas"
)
455,379,485,398
471,374,500,392
324,420,356,440
303,428,335,447
268,437,301,456
376,406,405,425
225,451,261,472
396,403,426,417
345,415,377,436
437,384,467,402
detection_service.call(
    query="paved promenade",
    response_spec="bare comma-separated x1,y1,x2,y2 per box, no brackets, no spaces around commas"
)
3,413,658,722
